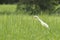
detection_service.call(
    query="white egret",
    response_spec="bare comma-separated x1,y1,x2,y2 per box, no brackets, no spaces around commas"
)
34,15,49,29
34,16,57,37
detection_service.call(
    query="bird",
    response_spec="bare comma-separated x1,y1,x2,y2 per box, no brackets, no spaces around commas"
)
34,15,49,29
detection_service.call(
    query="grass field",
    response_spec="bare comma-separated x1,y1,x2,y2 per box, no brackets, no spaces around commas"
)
0,5,60,40
0,4,16,12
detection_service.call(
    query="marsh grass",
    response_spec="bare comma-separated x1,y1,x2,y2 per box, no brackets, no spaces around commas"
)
0,14,60,40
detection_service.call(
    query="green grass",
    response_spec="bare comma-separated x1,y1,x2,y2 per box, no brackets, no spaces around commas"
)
0,4,16,12
0,5,60,40
0,14,60,40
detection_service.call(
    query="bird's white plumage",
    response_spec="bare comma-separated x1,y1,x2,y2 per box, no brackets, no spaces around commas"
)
34,15,49,28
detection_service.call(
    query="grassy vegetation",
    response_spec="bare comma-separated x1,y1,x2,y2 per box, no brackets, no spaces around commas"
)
0,5,60,40
0,4,16,12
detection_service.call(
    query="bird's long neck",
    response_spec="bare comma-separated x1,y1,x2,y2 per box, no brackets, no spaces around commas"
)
36,17,44,23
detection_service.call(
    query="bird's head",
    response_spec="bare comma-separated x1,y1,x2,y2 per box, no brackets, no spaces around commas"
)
34,15,39,18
